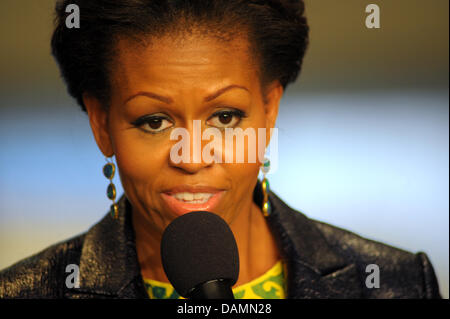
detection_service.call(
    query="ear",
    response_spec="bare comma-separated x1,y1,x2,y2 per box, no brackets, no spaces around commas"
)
263,81,283,146
83,93,114,157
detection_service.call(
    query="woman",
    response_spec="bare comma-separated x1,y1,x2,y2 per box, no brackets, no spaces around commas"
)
0,0,441,299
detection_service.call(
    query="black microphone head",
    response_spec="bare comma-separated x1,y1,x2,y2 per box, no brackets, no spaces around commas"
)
160,211,239,298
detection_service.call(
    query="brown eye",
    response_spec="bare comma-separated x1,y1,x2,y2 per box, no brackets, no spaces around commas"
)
218,113,233,125
148,118,163,129
132,114,174,133
142,117,172,132
207,109,246,128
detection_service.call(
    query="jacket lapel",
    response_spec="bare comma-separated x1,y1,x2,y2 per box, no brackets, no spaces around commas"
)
263,187,363,298
68,183,362,299
65,196,148,298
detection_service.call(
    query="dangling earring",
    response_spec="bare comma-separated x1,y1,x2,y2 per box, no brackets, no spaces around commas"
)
103,156,118,219
261,157,271,217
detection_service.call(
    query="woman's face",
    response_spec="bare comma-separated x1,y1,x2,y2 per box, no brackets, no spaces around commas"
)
85,33,282,234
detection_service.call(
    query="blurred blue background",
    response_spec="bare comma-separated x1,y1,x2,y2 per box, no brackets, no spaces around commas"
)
0,0,448,297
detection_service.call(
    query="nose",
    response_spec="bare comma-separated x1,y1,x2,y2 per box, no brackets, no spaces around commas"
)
168,120,215,174
170,159,212,174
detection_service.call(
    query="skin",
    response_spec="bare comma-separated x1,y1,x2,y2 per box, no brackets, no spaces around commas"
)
83,32,284,288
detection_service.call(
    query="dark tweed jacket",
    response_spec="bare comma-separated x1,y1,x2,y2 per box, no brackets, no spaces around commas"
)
0,184,442,299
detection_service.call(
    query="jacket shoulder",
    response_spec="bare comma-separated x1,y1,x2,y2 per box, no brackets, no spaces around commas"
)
0,233,85,298
311,219,441,298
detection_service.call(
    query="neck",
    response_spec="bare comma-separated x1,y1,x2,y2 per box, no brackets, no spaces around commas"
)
132,208,168,282
132,194,280,288
230,198,280,287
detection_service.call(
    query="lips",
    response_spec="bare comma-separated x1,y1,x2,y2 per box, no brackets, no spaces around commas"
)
171,192,214,204
161,186,225,217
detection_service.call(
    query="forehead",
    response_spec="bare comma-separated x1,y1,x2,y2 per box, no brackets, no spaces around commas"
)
111,33,259,97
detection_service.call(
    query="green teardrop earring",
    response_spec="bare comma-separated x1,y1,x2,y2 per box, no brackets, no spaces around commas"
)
261,157,271,217
103,157,118,219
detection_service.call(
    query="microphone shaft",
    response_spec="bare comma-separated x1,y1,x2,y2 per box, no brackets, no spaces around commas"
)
188,279,234,299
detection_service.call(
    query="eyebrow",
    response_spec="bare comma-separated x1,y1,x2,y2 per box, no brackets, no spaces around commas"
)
124,84,249,105
124,91,173,105
203,84,249,102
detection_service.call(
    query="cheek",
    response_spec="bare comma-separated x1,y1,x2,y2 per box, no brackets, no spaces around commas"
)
220,162,260,222
241,162,261,179
245,108,271,164
110,128,171,193
224,105,268,190
227,162,260,195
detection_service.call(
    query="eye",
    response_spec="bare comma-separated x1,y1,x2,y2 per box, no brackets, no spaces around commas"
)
131,114,174,134
206,109,246,128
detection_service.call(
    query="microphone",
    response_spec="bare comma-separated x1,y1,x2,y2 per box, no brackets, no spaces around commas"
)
160,211,239,299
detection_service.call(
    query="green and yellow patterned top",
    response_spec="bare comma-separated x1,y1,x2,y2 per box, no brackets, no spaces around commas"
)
143,260,286,299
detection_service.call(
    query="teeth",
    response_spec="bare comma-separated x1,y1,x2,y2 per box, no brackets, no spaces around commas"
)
172,192,213,204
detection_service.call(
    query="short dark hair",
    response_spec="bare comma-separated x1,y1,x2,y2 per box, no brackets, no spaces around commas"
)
51,0,309,112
